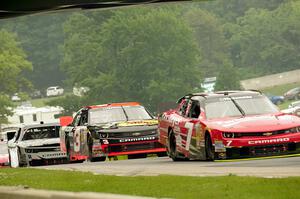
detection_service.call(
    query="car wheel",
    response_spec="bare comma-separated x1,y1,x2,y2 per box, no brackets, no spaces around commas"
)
168,130,187,161
205,134,215,161
88,137,107,162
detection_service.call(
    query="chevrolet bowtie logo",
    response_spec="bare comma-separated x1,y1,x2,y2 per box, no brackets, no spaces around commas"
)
263,132,273,136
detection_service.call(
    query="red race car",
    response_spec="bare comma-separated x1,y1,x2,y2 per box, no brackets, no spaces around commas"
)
158,91,300,161
60,102,166,162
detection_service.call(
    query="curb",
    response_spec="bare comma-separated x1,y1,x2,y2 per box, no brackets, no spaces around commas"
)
0,186,155,199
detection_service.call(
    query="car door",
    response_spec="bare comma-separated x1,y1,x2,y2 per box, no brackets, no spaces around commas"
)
174,99,203,157
61,112,80,154
185,100,203,158
173,99,193,156
72,110,89,156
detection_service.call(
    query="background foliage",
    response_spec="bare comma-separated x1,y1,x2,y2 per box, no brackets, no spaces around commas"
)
1,0,300,118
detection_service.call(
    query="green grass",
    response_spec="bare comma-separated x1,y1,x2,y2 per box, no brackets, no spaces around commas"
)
261,81,300,110
1,168,300,199
13,95,66,108
261,82,300,96
277,100,293,110
30,96,62,107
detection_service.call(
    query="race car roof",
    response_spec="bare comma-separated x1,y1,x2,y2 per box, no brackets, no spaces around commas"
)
178,90,262,102
87,102,141,109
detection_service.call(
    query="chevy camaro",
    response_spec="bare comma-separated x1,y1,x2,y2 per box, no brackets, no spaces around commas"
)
60,102,166,162
7,123,66,167
158,91,300,161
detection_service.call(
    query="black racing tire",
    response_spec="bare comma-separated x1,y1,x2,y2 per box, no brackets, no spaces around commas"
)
205,134,215,161
18,148,27,167
168,130,187,161
87,136,106,162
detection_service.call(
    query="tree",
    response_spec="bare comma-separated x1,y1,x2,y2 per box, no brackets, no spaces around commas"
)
62,13,102,86
183,8,231,77
62,8,202,112
0,29,32,123
227,1,300,76
46,94,85,116
214,63,241,91
0,14,69,89
203,0,288,22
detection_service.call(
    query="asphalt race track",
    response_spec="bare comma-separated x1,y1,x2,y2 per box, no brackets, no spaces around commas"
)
37,155,300,178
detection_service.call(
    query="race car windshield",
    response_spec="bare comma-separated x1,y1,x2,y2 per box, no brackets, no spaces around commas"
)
205,95,279,119
89,106,153,125
22,126,60,140
122,106,153,121
89,107,127,125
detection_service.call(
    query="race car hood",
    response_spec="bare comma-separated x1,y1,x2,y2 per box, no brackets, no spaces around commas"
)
205,113,300,132
15,138,60,148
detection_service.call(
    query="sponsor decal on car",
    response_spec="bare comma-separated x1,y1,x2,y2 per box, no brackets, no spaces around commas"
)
220,96,253,101
118,120,158,127
248,138,290,145
263,132,273,136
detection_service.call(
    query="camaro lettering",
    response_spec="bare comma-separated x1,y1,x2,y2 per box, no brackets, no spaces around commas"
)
248,138,290,145
119,136,156,142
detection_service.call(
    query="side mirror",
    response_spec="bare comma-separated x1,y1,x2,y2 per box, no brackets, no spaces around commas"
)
59,116,73,126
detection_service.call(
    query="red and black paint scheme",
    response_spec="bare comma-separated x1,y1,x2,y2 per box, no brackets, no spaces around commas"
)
158,91,300,161
60,102,165,162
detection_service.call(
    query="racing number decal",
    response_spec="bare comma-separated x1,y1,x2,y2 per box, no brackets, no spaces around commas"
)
74,129,81,152
226,140,232,147
185,122,194,151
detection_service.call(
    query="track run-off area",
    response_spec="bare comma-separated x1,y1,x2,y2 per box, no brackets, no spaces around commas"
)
36,155,300,178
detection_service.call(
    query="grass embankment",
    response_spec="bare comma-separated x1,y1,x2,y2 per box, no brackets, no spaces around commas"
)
261,81,300,110
0,168,300,199
262,82,300,96
30,96,62,107
13,96,62,108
